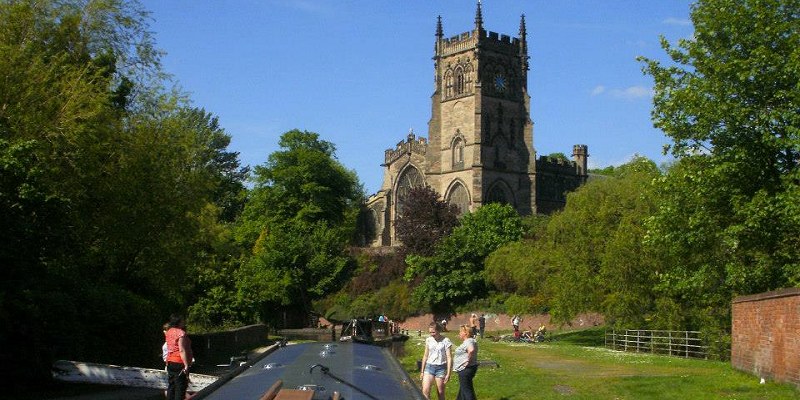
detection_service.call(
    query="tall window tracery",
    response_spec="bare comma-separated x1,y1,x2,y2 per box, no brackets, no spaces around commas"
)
395,166,425,215
443,62,473,100
444,70,453,98
446,182,470,216
455,66,466,95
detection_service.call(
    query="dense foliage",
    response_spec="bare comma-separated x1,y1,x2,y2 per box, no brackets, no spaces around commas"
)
405,203,524,311
639,0,800,343
0,0,249,385
232,130,363,324
548,158,662,327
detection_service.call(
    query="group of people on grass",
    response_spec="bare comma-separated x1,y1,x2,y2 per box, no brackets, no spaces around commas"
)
511,314,547,342
420,321,479,400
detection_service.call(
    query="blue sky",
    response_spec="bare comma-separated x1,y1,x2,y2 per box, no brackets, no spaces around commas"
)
141,0,695,194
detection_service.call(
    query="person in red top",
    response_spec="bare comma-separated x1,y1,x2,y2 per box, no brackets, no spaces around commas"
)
165,314,193,400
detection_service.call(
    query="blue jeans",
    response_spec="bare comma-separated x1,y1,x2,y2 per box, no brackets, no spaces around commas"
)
456,365,478,400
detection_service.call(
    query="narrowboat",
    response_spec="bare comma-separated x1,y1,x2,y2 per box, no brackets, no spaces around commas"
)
192,341,424,399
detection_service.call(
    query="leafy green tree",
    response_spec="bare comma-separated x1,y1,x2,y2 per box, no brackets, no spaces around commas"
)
0,0,164,384
237,222,354,320
485,238,554,312
235,130,363,324
236,130,361,247
0,0,247,384
395,185,460,256
539,157,662,327
405,203,524,311
177,107,249,222
640,0,800,338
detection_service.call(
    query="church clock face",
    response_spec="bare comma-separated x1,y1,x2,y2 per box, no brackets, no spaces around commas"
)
494,74,506,92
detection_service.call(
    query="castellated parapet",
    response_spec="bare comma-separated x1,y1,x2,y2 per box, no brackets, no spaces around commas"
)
536,155,578,174
438,29,522,58
384,132,428,165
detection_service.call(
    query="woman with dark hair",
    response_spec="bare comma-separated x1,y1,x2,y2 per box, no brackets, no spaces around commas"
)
164,314,193,400
453,324,479,400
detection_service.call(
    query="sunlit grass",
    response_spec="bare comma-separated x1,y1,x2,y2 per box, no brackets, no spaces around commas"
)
399,327,798,399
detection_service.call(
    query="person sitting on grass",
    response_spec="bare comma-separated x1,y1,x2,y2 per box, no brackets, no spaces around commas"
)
520,326,534,341
535,324,547,342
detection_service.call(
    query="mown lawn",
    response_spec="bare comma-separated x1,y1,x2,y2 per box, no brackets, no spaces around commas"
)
399,327,798,399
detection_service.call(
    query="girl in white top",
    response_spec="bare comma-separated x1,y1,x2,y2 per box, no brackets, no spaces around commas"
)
419,322,452,400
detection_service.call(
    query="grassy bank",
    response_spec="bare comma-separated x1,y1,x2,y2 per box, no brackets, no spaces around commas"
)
399,327,797,399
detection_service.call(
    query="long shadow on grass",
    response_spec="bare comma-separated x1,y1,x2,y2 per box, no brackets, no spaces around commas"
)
552,327,605,346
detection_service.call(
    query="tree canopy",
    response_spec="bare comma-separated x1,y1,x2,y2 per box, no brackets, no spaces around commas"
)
545,157,663,327
405,203,524,311
234,130,363,322
0,0,247,385
640,0,800,337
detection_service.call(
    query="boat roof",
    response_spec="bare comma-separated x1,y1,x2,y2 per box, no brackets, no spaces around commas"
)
194,342,424,400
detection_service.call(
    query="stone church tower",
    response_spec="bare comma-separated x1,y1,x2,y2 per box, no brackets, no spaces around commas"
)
362,3,588,247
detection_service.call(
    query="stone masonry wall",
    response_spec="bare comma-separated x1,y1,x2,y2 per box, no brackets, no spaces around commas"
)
731,287,800,386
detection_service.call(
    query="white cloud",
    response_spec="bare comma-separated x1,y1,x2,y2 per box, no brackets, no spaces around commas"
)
663,17,692,26
591,85,652,100
610,86,652,100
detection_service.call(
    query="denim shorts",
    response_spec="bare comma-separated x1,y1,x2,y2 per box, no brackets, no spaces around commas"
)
424,363,447,378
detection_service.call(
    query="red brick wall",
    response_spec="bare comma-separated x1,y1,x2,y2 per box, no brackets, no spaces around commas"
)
396,312,604,335
731,287,800,386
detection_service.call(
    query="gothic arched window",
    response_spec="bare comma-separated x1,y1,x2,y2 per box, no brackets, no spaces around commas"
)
455,66,466,95
452,137,465,169
486,182,511,205
396,166,425,215
446,182,470,216
444,69,454,98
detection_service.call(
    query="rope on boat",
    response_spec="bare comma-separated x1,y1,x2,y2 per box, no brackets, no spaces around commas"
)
309,364,380,400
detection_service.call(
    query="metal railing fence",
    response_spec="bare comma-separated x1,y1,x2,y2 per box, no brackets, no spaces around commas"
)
605,329,708,359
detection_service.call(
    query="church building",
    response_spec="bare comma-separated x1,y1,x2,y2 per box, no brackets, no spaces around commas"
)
363,3,588,247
